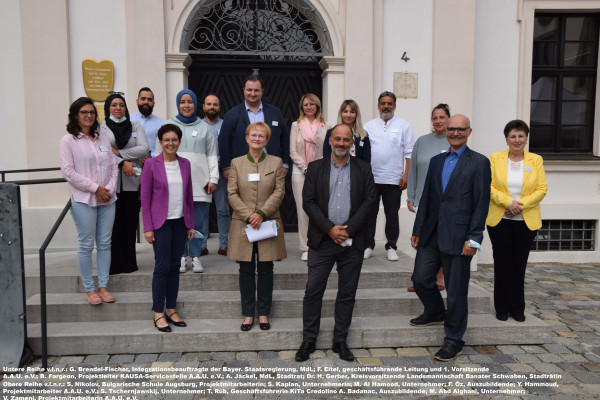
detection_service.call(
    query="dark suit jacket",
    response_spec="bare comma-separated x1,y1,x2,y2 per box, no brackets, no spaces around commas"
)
218,102,290,170
303,156,377,251
412,146,491,255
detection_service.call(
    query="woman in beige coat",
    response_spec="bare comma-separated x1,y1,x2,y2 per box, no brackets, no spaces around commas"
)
228,122,286,332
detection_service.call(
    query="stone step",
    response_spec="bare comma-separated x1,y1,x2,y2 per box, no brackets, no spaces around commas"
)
25,246,415,295
26,314,554,355
26,285,493,323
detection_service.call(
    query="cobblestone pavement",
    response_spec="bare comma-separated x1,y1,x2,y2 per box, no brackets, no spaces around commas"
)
3,262,600,399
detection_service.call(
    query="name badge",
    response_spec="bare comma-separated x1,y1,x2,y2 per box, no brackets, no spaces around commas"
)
359,141,364,147
525,166,532,172
391,129,400,133
248,173,260,182
192,130,198,137
132,132,137,138
272,121,279,127
99,145,109,152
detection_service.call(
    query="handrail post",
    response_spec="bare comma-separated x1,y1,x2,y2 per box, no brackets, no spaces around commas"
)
38,199,71,370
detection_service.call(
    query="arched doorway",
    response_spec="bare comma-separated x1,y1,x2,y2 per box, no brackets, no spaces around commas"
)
180,0,333,232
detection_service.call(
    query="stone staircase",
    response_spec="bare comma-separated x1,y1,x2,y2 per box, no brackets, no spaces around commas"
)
24,237,552,355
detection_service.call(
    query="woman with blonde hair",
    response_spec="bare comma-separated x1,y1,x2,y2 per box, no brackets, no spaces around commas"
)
289,93,330,261
322,99,371,162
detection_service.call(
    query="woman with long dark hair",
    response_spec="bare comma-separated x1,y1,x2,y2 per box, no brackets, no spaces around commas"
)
59,97,118,305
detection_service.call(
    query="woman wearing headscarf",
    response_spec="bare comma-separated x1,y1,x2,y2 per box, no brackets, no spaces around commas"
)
162,89,219,273
99,93,149,274
60,97,118,304
289,93,330,261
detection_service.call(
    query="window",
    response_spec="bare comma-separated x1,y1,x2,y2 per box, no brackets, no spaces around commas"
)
532,220,596,251
530,14,599,154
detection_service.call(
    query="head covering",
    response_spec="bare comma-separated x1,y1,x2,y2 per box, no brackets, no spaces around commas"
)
175,89,198,124
104,93,132,149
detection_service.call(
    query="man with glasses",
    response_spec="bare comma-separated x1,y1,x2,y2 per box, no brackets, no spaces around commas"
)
409,114,491,361
363,91,415,261
131,87,163,157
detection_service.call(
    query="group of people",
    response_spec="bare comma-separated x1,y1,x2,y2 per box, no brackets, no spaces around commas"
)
59,77,547,362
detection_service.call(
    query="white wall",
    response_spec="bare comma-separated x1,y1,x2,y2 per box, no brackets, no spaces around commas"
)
381,0,433,137
68,0,129,105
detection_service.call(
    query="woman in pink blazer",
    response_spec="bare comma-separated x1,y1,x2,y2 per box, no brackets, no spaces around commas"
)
141,124,194,332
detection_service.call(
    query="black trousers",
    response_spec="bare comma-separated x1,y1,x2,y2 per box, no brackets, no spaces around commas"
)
367,183,401,250
487,219,537,316
152,218,187,312
110,190,139,274
411,231,472,350
239,243,274,317
302,237,364,343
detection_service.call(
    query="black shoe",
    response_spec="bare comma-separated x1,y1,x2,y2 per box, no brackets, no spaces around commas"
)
332,342,355,362
511,312,526,322
496,312,508,321
434,342,462,362
153,316,172,332
240,318,254,331
165,311,187,327
410,313,446,326
259,321,271,331
295,341,316,362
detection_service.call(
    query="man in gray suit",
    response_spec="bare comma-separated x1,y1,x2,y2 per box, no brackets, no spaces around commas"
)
410,114,491,361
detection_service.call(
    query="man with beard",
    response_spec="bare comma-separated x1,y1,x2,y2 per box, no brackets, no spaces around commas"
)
202,94,230,256
295,124,376,362
218,75,289,179
363,91,415,261
131,87,164,157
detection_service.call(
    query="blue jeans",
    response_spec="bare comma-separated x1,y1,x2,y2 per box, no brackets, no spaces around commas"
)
184,201,209,257
70,201,116,292
153,218,187,311
202,175,231,249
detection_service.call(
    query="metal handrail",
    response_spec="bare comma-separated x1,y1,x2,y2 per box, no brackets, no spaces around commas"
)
38,200,72,370
0,167,62,183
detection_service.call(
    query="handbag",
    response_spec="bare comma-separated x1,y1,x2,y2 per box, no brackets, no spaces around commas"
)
244,220,279,243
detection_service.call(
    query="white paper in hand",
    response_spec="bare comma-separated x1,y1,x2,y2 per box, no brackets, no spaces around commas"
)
244,220,278,242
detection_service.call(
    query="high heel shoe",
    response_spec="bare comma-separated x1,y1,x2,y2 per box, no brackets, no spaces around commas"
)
153,315,172,332
165,311,187,327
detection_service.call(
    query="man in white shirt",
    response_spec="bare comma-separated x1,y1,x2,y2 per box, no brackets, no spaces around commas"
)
130,87,164,157
202,93,230,256
363,91,415,261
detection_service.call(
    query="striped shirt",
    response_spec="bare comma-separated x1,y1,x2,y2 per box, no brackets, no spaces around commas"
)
59,133,118,206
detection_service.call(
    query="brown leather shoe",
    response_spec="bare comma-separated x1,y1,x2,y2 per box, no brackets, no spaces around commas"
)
218,247,227,256
97,288,115,303
200,248,209,256
407,286,415,292
86,291,102,305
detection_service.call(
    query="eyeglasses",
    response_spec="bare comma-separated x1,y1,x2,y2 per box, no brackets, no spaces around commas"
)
79,110,96,116
161,138,179,143
108,91,124,96
303,102,316,107
447,127,470,133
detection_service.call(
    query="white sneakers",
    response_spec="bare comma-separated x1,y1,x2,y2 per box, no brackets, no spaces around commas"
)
386,248,399,261
363,248,373,259
180,257,187,273
192,256,204,273
301,251,308,261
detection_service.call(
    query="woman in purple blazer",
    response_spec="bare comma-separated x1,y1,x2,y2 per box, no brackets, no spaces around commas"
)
141,124,194,332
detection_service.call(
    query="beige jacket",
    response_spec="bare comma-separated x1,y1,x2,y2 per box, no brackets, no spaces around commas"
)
289,120,330,172
227,153,286,262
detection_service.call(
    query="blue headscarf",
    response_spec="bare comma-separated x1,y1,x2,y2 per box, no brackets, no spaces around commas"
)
175,89,198,124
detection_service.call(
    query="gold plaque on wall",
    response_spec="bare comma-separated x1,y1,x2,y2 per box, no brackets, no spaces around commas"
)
82,58,114,102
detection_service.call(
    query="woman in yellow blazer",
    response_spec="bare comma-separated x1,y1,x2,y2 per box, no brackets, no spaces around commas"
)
228,122,286,332
486,119,547,323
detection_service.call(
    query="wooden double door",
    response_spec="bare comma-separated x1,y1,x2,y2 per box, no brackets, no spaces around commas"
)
188,57,323,232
